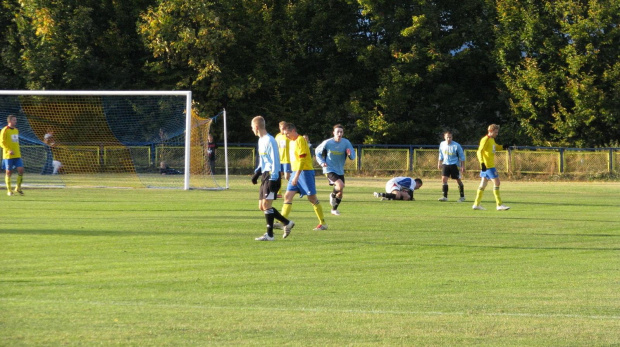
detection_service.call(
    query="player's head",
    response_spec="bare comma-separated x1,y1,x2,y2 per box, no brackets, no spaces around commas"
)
251,116,266,136
208,134,213,141
488,124,500,138
284,123,299,140
279,121,288,133
414,178,423,190
333,124,344,141
443,131,453,143
7,115,16,127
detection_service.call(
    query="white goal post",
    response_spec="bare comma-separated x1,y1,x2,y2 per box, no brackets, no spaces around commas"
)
0,90,228,190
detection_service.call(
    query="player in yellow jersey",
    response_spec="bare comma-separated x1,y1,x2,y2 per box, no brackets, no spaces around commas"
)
274,121,291,199
1,115,25,196
279,123,327,231
274,121,292,181
472,124,510,211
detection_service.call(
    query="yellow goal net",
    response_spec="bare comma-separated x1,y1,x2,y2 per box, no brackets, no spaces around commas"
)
0,91,228,190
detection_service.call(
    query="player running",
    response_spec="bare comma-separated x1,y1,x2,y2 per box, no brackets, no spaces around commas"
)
437,131,466,202
250,116,295,241
472,124,510,211
374,177,423,201
314,124,356,216
1,115,25,196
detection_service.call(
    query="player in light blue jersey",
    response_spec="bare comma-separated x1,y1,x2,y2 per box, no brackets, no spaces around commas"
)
315,124,356,216
250,116,294,241
437,131,466,202
374,177,423,201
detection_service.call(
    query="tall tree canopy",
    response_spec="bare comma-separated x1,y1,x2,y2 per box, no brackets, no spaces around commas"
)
139,0,373,142
4,0,155,89
353,0,509,144
494,0,620,147
1,0,618,146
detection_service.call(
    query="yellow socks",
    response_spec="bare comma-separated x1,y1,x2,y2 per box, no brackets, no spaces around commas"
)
5,175,11,192
16,174,23,190
474,187,484,206
493,186,502,206
282,203,292,219
312,201,325,225
282,200,325,225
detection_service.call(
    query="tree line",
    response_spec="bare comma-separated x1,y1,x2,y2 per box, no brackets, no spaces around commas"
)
1,0,618,147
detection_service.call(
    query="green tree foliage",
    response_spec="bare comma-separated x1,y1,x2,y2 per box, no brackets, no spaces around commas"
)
353,0,509,145
139,0,373,142
494,0,620,147
1,0,618,147
5,0,155,90
0,0,23,88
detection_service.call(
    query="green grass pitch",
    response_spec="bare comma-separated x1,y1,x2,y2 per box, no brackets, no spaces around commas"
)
1,176,619,346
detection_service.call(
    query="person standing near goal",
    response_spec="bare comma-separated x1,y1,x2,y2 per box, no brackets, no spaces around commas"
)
280,123,328,231
472,124,510,211
250,116,295,241
41,128,62,175
314,124,356,216
1,115,25,196
207,134,217,175
437,131,465,202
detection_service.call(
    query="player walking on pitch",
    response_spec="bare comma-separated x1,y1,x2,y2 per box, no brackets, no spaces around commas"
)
437,131,466,202
1,115,25,196
250,116,295,241
472,124,510,211
314,124,356,216
280,123,328,231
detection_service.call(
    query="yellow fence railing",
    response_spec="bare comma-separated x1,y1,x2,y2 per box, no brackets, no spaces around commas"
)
16,145,620,176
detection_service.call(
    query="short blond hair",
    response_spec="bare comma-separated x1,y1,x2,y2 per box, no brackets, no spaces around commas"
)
252,116,265,129
488,124,500,132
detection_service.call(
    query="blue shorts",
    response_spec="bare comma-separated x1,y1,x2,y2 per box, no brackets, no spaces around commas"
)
281,163,292,173
480,167,499,179
2,158,24,171
287,170,317,197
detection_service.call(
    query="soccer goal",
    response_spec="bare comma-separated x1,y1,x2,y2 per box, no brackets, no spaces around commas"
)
0,90,228,190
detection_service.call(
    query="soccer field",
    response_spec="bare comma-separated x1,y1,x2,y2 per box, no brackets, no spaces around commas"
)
1,177,619,346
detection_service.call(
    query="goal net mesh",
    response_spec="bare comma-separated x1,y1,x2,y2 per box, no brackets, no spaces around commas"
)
0,93,224,189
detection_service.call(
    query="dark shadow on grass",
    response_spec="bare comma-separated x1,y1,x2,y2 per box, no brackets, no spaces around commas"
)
312,239,620,251
510,201,620,208
0,223,247,237
354,198,620,208
446,215,620,224
415,243,620,251
3,204,257,213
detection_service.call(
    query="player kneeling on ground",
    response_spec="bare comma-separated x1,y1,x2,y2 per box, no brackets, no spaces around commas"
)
374,177,423,201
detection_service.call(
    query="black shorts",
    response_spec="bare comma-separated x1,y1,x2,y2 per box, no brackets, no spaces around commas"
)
326,172,345,186
259,172,281,200
441,164,461,179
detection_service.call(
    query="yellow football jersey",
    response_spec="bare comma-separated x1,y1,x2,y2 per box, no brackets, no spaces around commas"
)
476,135,502,169
289,135,314,171
274,132,290,164
0,126,21,159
